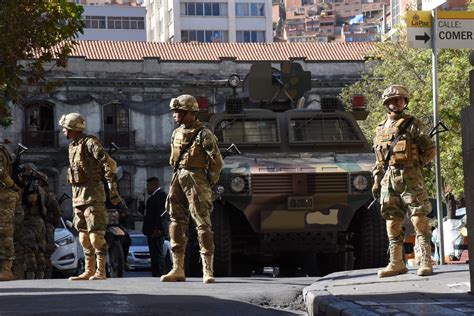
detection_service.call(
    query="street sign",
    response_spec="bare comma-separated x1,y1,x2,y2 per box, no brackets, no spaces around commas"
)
422,0,447,11
436,11,474,49
407,11,432,49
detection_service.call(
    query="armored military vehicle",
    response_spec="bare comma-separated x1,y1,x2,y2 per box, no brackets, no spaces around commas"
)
187,62,388,277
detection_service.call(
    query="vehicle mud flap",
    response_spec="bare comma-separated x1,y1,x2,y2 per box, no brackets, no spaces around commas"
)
350,202,389,269
185,222,201,277
107,239,124,278
212,203,231,277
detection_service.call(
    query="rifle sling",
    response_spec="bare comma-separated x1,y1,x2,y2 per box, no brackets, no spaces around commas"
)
173,127,204,172
383,117,415,172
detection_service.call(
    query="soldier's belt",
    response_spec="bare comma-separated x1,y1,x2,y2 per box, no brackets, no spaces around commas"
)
388,161,419,168
177,166,206,172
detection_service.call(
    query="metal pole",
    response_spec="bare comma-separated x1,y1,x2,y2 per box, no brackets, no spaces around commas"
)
432,8,445,265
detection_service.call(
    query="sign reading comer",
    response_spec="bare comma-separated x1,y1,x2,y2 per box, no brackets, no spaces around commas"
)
437,11,474,49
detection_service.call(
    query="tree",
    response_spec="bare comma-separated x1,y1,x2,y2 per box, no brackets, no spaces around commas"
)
0,0,84,127
340,31,470,199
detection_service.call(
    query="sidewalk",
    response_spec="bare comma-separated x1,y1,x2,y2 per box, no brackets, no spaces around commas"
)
303,264,473,316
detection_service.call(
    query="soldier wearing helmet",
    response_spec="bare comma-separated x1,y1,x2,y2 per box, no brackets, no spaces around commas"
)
372,85,435,278
59,112,123,281
19,163,47,279
0,141,20,281
161,94,224,284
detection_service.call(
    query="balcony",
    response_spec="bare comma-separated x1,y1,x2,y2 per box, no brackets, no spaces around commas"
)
22,130,59,148
99,130,136,149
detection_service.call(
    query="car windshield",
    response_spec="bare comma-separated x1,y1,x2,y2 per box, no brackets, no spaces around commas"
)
214,118,279,143
289,117,359,142
131,235,148,246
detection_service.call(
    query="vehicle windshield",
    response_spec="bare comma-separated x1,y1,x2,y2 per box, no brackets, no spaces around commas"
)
289,117,359,142
214,118,279,143
131,235,148,247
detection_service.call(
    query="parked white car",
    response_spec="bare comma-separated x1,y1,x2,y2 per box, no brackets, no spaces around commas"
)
127,231,172,271
51,218,84,276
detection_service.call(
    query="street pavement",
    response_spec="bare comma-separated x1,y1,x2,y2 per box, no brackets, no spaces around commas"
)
303,264,473,316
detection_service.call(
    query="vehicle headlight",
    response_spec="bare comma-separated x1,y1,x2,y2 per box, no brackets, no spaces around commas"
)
55,235,75,247
229,176,246,193
352,175,369,191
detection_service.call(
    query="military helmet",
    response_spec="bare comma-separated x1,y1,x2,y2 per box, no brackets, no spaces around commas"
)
382,85,410,105
58,113,86,131
169,94,199,112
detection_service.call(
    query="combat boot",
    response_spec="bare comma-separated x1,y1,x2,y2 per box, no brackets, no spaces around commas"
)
36,271,45,280
201,254,215,284
416,239,433,276
25,271,36,280
378,243,408,278
69,255,96,281
89,254,107,280
0,260,14,281
160,253,186,282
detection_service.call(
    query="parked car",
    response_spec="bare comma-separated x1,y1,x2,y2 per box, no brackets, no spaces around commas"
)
127,231,172,271
51,218,84,277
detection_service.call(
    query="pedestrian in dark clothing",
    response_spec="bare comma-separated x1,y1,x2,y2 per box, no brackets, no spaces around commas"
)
143,177,167,277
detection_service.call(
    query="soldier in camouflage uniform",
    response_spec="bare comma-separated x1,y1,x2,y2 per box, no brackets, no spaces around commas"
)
21,163,47,279
161,94,224,284
0,141,20,281
12,198,26,279
59,113,122,281
37,172,62,279
372,85,436,277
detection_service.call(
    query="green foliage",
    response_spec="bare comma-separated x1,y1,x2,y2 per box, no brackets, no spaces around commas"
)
0,0,84,127
340,36,471,199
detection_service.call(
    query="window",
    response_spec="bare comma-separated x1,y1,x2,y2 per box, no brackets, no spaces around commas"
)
289,117,358,142
107,16,145,30
215,118,279,143
181,2,227,16
235,2,265,16
102,103,134,148
84,16,106,29
118,171,132,200
181,30,228,42
236,30,265,42
23,102,57,147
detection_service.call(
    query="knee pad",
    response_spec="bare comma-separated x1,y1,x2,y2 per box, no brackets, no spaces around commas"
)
89,233,107,252
411,216,430,235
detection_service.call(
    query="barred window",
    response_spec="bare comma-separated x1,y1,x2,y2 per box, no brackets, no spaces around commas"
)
289,117,359,142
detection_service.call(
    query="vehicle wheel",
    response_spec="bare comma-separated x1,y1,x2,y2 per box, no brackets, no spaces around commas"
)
185,222,201,277
212,203,231,277
107,240,124,278
351,203,388,269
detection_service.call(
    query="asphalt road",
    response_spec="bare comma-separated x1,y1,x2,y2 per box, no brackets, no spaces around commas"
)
0,271,318,315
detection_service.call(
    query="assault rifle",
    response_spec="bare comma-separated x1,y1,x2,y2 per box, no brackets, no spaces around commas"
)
12,143,28,186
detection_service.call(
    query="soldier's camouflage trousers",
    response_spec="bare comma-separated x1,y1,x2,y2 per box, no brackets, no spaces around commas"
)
23,215,46,278
44,223,56,278
73,203,108,234
380,166,432,220
0,190,18,260
168,168,214,255
13,200,25,279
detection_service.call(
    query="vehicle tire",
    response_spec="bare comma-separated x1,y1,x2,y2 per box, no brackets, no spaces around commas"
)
185,222,201,277
107,240,124,278
352,203,388,269
212,203,232,277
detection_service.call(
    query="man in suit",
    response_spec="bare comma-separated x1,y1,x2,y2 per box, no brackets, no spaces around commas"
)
143,177,167,277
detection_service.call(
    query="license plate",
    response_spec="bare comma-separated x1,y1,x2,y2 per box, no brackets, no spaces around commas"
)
288,196,314,210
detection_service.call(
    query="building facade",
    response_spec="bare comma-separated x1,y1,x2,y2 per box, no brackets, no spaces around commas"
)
78,4,147,41
1,41,375,219
145,0,273,42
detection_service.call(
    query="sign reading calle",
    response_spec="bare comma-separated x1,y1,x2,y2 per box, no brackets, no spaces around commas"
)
407,10,474,49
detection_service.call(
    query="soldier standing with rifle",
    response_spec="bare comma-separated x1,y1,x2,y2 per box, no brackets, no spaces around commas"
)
160,95,224,284
372,85,436,278
0,140,20,281
59,113,123,281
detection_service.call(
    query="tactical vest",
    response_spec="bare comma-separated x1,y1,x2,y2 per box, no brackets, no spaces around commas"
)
67,135,103,185
0,145,13,176
374,116,419,166
170,127,207,169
